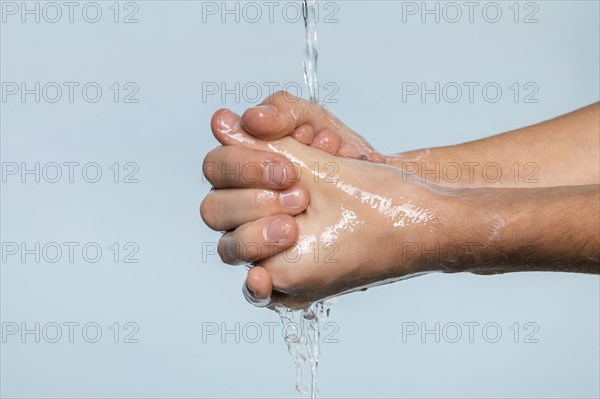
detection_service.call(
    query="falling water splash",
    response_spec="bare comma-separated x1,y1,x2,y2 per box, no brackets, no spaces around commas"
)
303,0,319,102
276,300,333,399
275,2,330,398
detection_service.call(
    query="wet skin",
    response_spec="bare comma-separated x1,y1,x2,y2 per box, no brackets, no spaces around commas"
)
203,108,456,308
201,92,600,308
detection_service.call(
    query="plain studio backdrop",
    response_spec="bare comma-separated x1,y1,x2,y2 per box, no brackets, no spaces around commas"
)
1,1,599,398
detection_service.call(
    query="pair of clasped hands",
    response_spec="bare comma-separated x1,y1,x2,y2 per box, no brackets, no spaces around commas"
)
201,91,450,309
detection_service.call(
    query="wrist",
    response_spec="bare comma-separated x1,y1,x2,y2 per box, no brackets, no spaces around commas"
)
386,147,458,186
384,174,466,276
392,183,516,275
437,188,515,274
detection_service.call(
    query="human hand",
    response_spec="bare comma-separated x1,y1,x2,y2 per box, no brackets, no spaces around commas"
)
202,99,390,307
201,109,455,309
241,91,386,163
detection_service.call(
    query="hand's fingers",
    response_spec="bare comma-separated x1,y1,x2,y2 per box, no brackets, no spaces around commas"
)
244,266,273,305
312,128,342,154
212,108,309,153
241,91,334,140
211,108,270,151
203,146,299,189
241,92,385,162
218,215,297,265
336,143,362,159
291,124,315,145
369,152,387,163
200,183,309,231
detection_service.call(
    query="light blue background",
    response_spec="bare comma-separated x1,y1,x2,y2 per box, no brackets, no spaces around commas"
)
1,1,599,398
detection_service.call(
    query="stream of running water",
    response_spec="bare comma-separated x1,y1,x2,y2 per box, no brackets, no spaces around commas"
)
274,2,332,398
276,299,334,399
303,0,318,102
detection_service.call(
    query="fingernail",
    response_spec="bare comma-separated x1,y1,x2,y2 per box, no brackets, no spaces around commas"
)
265,218,286,243
280,188,302,209
219,110,241,134
265,162,287,186
254,104,278,118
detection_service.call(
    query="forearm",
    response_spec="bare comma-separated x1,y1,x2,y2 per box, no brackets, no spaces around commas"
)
388,103,600,188
420,184,600,275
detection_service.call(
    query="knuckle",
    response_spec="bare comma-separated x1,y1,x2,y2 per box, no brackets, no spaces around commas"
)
272,90,296,102
269,90,287,102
